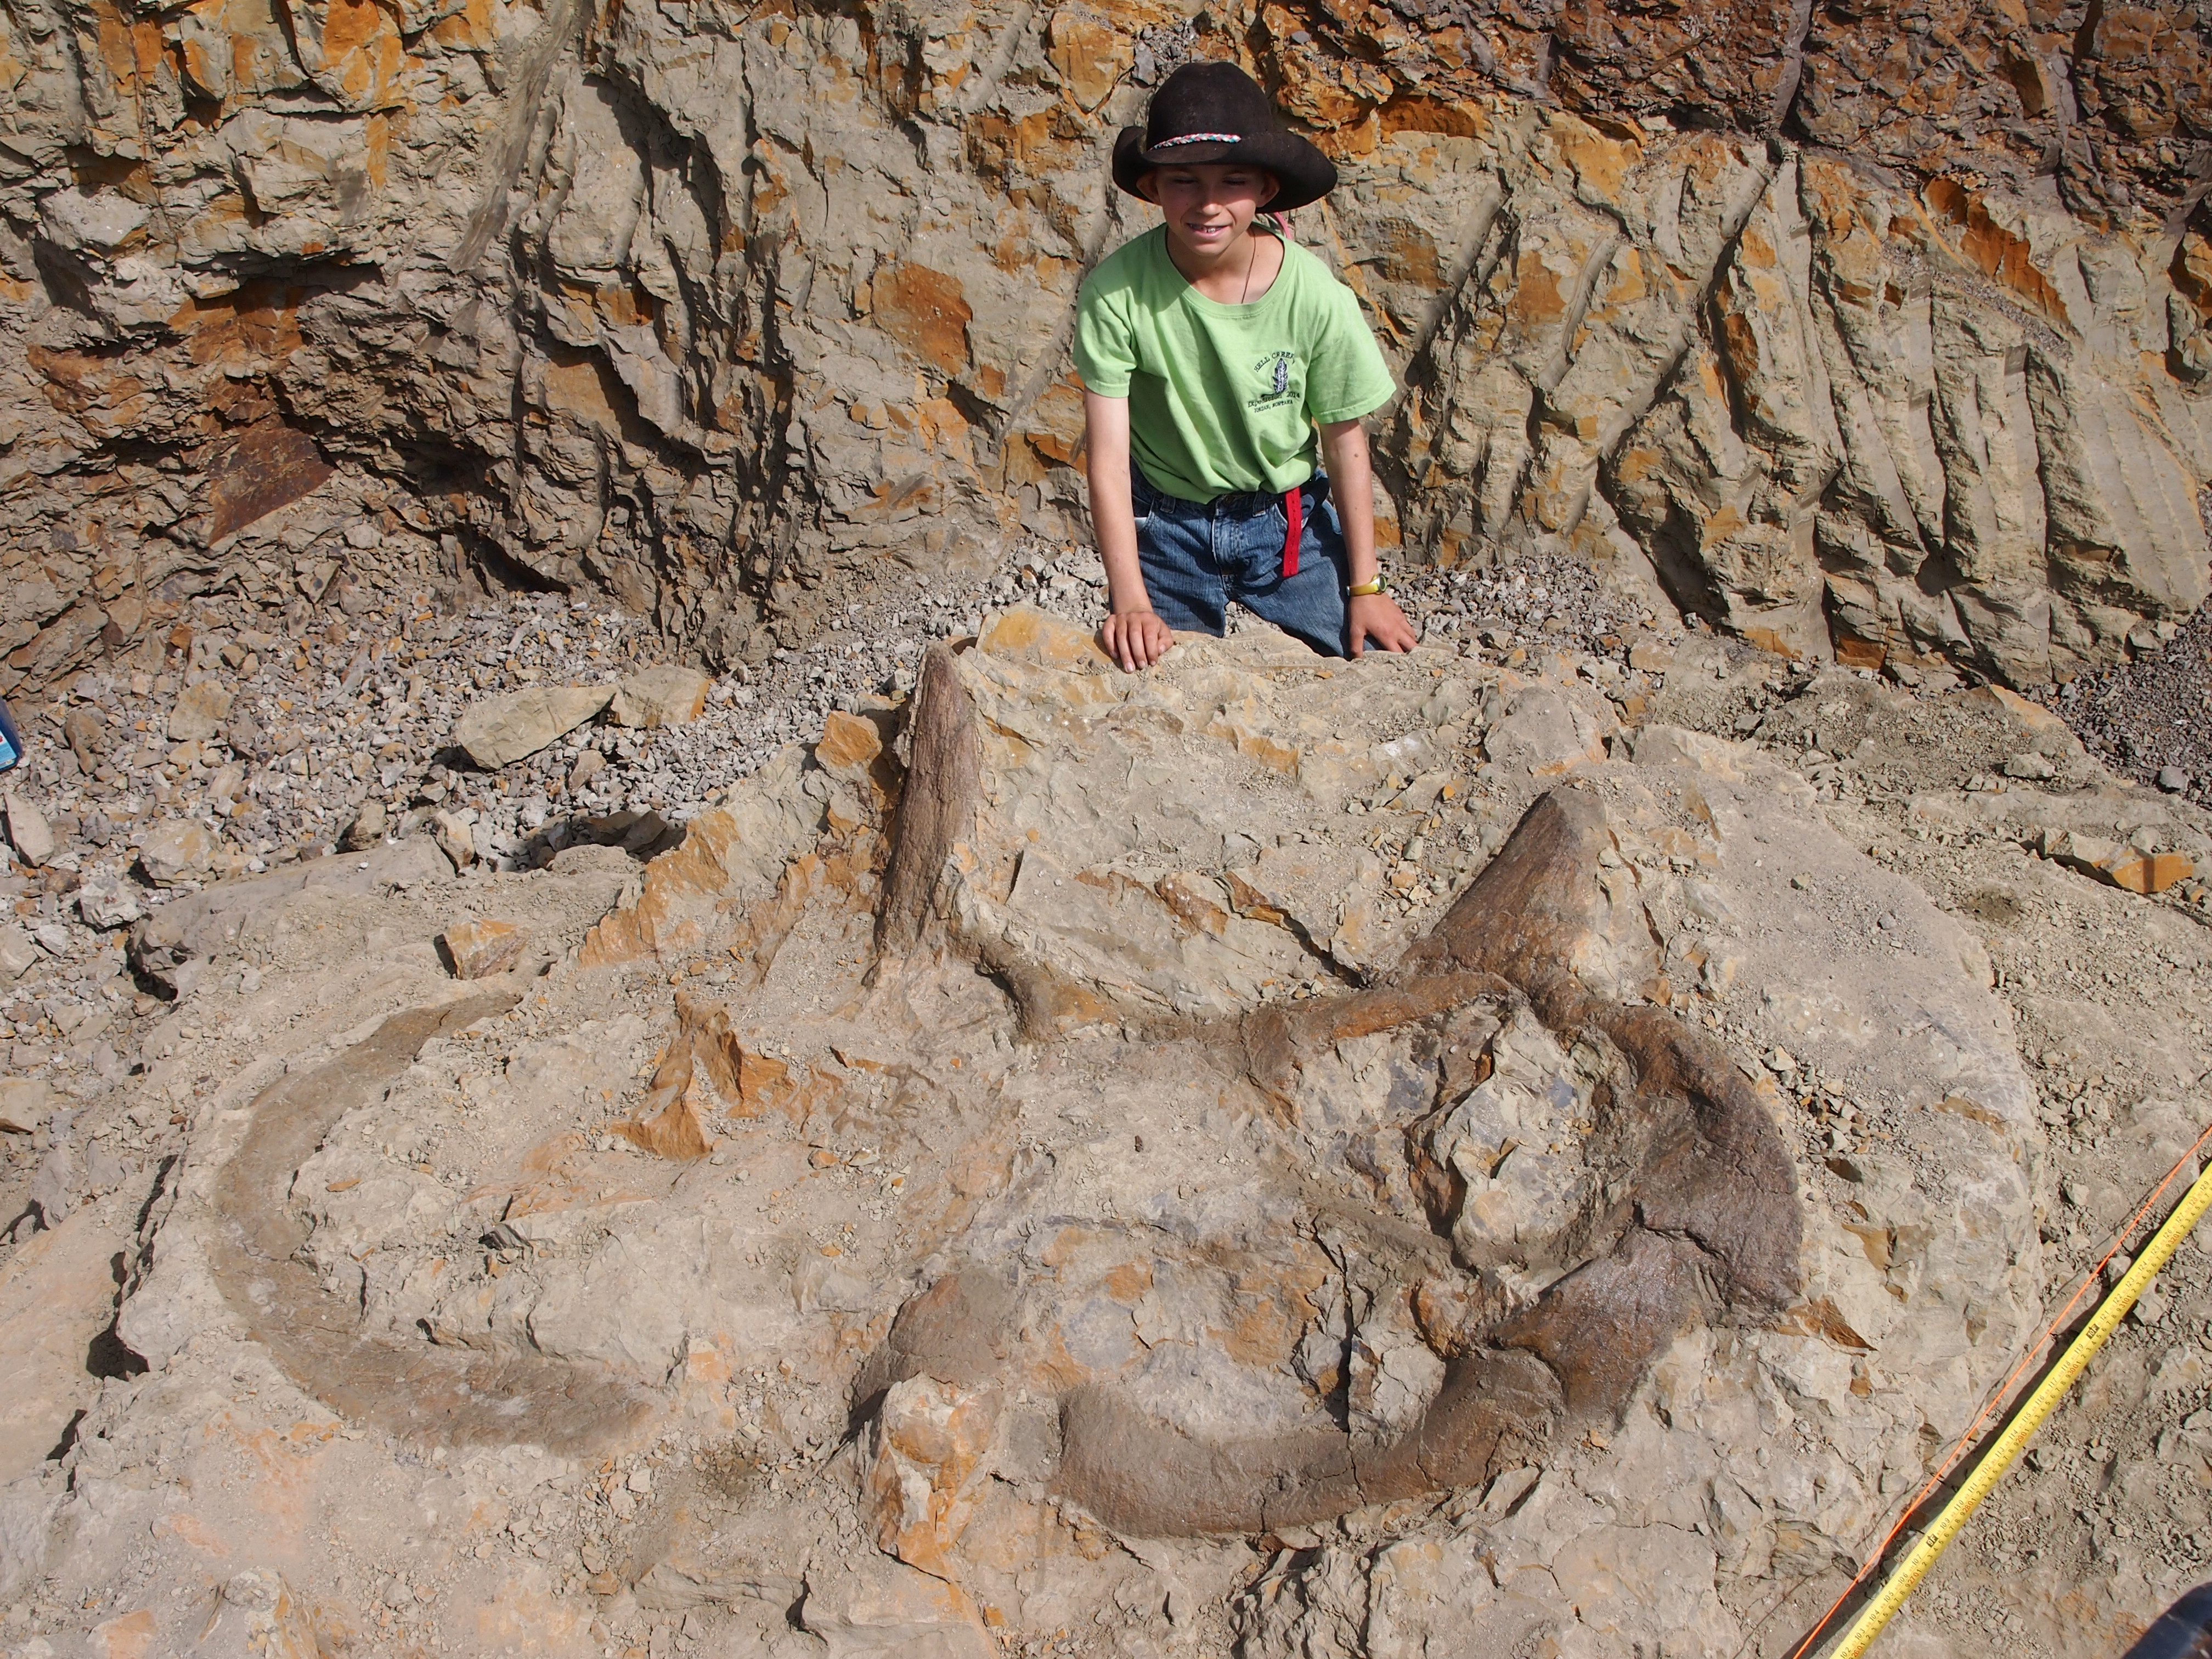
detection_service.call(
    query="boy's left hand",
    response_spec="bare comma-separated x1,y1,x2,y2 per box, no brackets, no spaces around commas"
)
1348,593,1418,657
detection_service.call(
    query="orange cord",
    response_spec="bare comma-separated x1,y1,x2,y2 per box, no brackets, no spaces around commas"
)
1782,1114,2212,1659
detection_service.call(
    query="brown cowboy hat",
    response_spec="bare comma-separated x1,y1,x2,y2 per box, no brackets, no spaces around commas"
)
1111,61,1338,213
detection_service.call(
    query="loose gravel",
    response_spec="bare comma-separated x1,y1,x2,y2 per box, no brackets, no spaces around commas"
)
0,487,1664,1097
2047,597,2212,809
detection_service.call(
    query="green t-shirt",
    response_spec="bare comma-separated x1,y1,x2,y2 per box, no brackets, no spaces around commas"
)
1071,225,1396,501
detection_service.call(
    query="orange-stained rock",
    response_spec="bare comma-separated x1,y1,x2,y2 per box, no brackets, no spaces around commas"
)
864,1375,1001,1577
441,917,526,979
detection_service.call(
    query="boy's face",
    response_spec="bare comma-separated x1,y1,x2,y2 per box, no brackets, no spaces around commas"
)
1142,162,1279,262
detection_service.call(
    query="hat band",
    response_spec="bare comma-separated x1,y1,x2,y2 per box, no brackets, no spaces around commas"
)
1150,132,1244,148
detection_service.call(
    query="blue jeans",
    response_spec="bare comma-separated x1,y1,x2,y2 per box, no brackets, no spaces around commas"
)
1132,468,1351,659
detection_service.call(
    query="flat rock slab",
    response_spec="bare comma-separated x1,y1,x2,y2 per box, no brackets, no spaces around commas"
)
609,666,712,730
22,613,2051,1659
453,685,613,769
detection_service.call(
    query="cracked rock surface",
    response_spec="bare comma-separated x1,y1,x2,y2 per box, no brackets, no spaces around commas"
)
0,610,2108,1658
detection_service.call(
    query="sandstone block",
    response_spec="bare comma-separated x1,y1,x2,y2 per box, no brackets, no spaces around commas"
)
608,665,712,730
167,679,235,742
429,810,475,871
215,1569,319,1659
139,819,217,885
2038,830,2195,895
61,707,104,768
816,709,884,778
865,1376,1000,1577
440,917,527,978
0,1077,52,1134
454,686,613,769
3,793,54,867
76,874,144,930
340,799,387,851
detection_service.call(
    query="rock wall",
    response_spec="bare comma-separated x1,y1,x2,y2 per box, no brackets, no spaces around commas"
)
7,0,2212,698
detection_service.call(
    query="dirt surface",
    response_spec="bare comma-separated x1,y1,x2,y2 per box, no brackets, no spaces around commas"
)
5,548,2212,1659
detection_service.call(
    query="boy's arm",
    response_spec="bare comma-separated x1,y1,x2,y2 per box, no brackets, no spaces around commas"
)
1318,418,1417,657
1085,390,1175,672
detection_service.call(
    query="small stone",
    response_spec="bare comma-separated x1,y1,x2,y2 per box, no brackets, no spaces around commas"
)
608,665,713,730
568,749,605,795
62,707,105,768
440,917,527,979
0,1077,54,1134
139,819,217,885
1790,873,1812,890
2158,766,2191,793
76,873,144,930
0,924,38,980
4,792,54,866
1766,1047,1798,1076
341,798,388,851
430,810,476,871
2000,753,2055,781
167,679,236,742
454,686,614,769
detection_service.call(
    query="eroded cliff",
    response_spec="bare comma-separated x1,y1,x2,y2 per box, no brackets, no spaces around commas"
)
6,0,2212,697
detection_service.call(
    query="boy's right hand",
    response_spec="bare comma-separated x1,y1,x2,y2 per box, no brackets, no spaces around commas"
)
1101,608,1175,673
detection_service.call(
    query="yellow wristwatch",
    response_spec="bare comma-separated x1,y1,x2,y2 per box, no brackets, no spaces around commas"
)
1346,576,1390,597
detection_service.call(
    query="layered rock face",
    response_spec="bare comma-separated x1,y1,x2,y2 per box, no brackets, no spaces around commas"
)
6,0,2212,699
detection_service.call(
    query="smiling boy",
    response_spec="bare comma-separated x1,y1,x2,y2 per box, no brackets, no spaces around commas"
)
1073,60,1417,672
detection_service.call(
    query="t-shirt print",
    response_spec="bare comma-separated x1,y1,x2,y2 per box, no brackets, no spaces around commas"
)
1248,350,1301,414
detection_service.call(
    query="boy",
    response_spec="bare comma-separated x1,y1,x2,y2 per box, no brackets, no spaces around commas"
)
1073,60,1417,673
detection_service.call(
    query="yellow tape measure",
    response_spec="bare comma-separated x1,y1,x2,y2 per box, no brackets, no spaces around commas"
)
1830,1160,2212,1657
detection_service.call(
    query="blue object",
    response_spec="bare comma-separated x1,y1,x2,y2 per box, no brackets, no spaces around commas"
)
1128,466,1353,658
2125,1582,2212,1658
0,697,20,774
